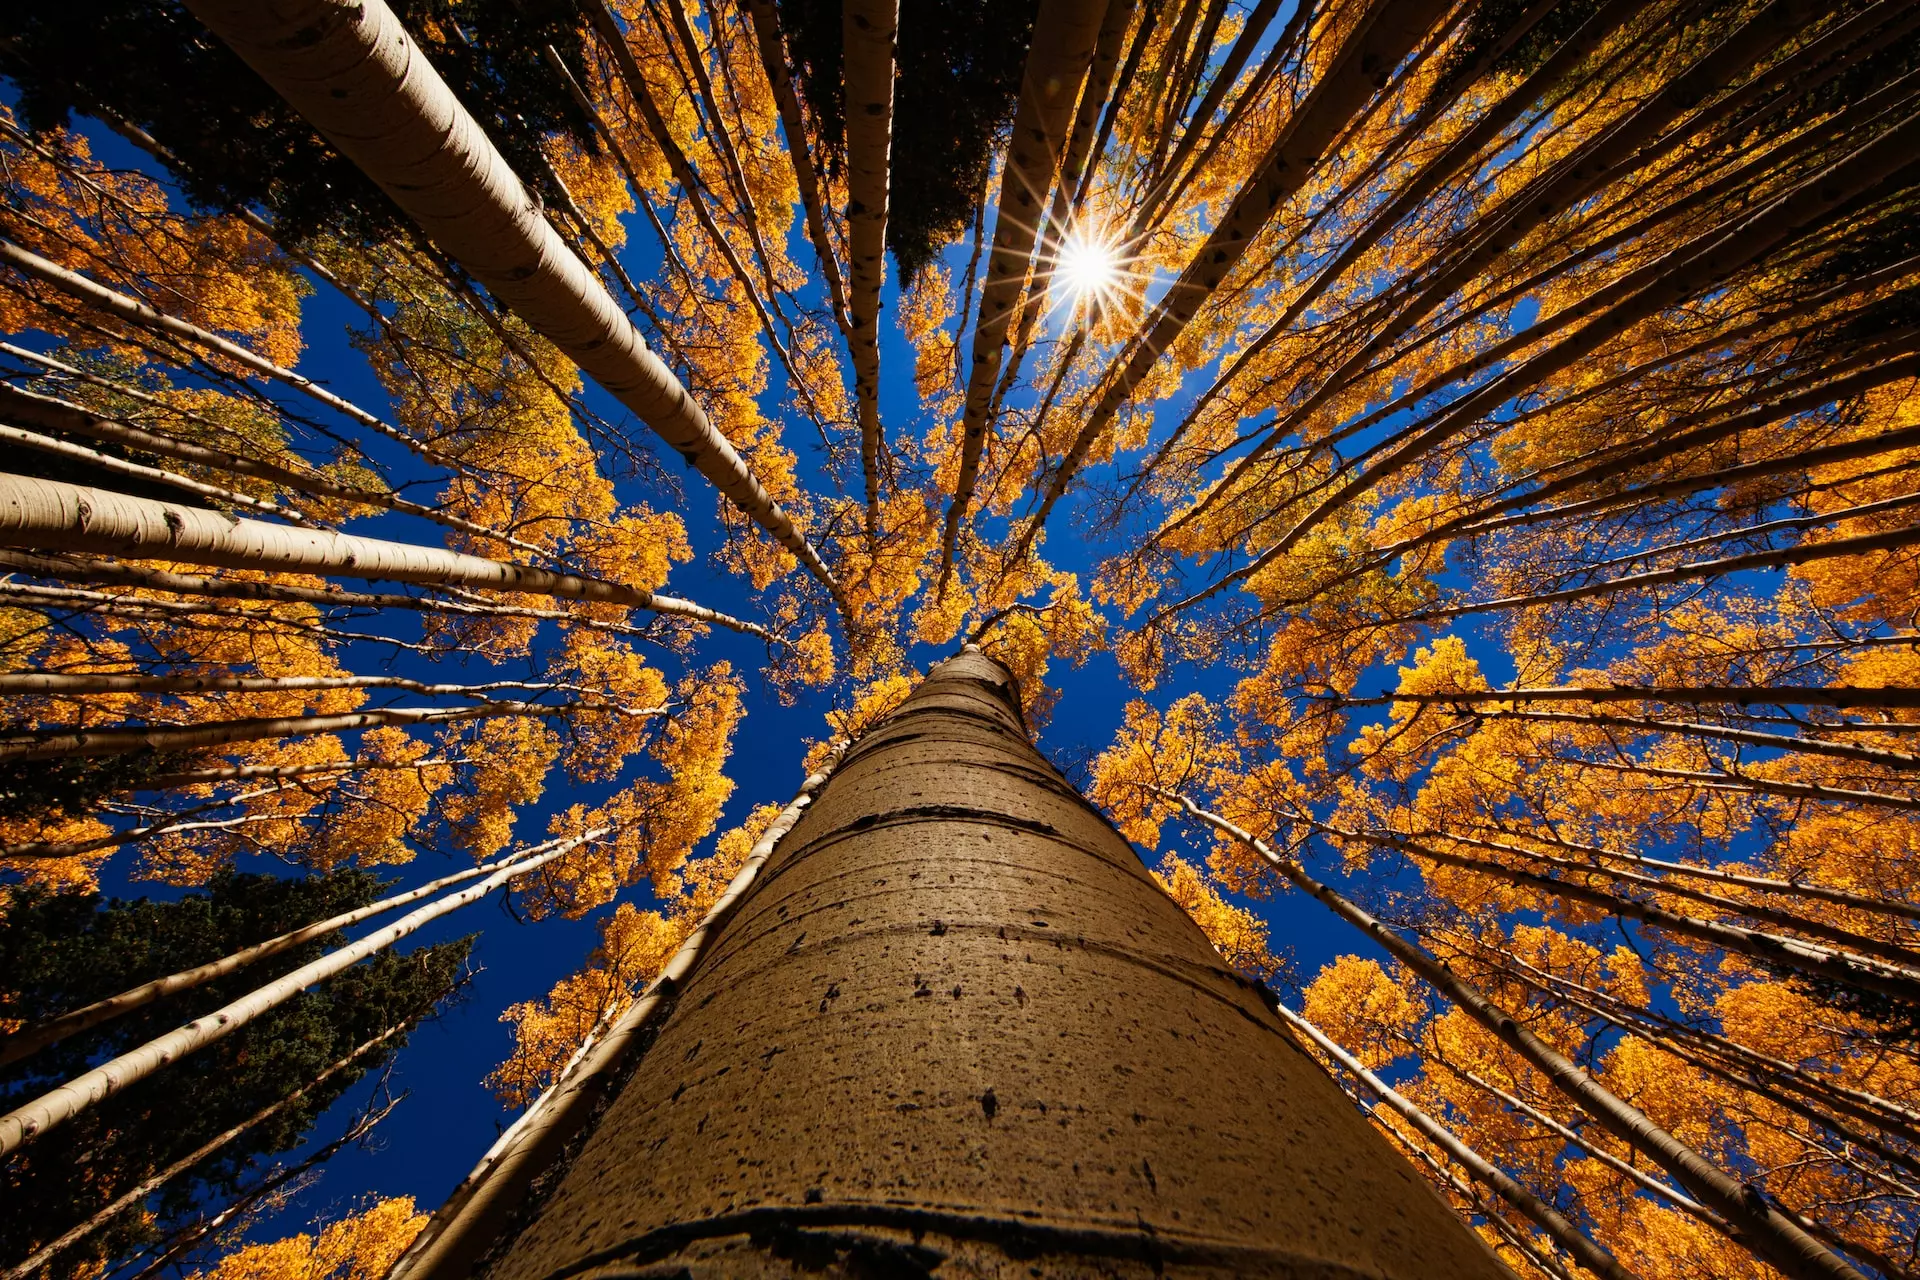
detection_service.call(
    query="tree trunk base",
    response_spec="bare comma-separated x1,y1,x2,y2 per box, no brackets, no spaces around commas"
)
565,1213,1426,1277
486,652,1507,1280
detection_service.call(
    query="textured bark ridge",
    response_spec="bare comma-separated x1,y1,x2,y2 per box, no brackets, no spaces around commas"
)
488,650,1507,1278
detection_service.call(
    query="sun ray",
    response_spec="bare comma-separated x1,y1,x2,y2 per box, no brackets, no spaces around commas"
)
1043,217,1140,328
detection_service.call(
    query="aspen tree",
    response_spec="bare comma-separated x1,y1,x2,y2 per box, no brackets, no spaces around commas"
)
181,0,846,608
11,0,1920,1271
937,0,1108,589
469,651,1509,1278
841,0,898,543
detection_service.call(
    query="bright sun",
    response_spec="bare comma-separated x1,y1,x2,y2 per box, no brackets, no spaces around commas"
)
1051,224,1124,314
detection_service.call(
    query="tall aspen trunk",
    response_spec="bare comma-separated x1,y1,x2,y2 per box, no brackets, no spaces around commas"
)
484,650,1505,1278
1009,0,1455,565
740,0,854,346
938,0,1108,590
842,0,897,544
180,0,846,609
0,474,684,615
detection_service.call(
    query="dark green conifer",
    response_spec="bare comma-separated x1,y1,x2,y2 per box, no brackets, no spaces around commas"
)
0,870,471,1279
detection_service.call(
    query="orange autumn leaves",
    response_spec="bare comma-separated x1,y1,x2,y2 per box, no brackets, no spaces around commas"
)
487,800,781,1106
184,1196,424,1280
1092,606,1920,1279
0,106,304,369
7,2,1920,1274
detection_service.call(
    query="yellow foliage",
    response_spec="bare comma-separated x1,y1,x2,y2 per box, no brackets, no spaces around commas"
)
1152,853,1284,980
488,902,681,1106
1088,694,1238,847
1300,956,1426,1071
571,506,692,594
439,718,561,860
185,1196,423,1280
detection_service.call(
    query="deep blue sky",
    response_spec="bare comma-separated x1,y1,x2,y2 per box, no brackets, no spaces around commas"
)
34,81,1401,1251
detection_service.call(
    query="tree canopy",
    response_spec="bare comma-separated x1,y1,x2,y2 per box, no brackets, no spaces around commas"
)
3,0,1919,1276
1,871,467,1278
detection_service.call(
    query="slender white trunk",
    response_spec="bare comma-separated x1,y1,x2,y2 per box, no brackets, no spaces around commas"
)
0,381,556,563
0,473,659,610
1344,683,1920,710
9,812,294,862
0,549,773,640
575,0,815,408
0,240,457,473
980,0,1133,425
1133,0,1287,229
1154,0,1646,471
1569,756,1920,824
1463,706,1920,773
1398,523,1920,626
1160,514,1920,632
180,0,845,608
740,0,854,344
0,423,312,526
0,701,559,763
1377,823,1920,992
0,827,609,1157
1,761,464,860
0,850,529,1068
120,1095,401,1280
1273,1002,1637,1280
1491,945,1920,1141
1415,817,1920,924
938,0,1108,588
2,671,567,699
1,1023,409,1280
841,0,898,542
387,744,847,1280
1166,0,1826,544
146,755,460,791
1434,1055,1722,1226
1391,1131,1579,1280
654,0,781,303
1164,790,1867,1280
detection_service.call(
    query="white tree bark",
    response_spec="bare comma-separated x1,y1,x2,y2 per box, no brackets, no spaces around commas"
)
0,381,555,563
1342,683,1920,709
937,0,1109,589
1321,819,1920,1003
0,701,567,763
0,763,462,861
1271,1001,1637,1280
179,0,846,609
1,1023,409,1280
842,0,898,542
0,422,313,526
0,548,773,641
0,851,529,1068
387,742,849,1280
151,755,461,790
2,671,568,698
1439,1057,1722,1224
0,826,610,1157
0,473,661,611
0,240,459,474
740,0,854,345
1165,790,1867,1280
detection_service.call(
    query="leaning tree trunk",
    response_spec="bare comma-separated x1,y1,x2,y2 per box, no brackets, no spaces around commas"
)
181,0,846,610
842,0,899,546
479,649,1505,1278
